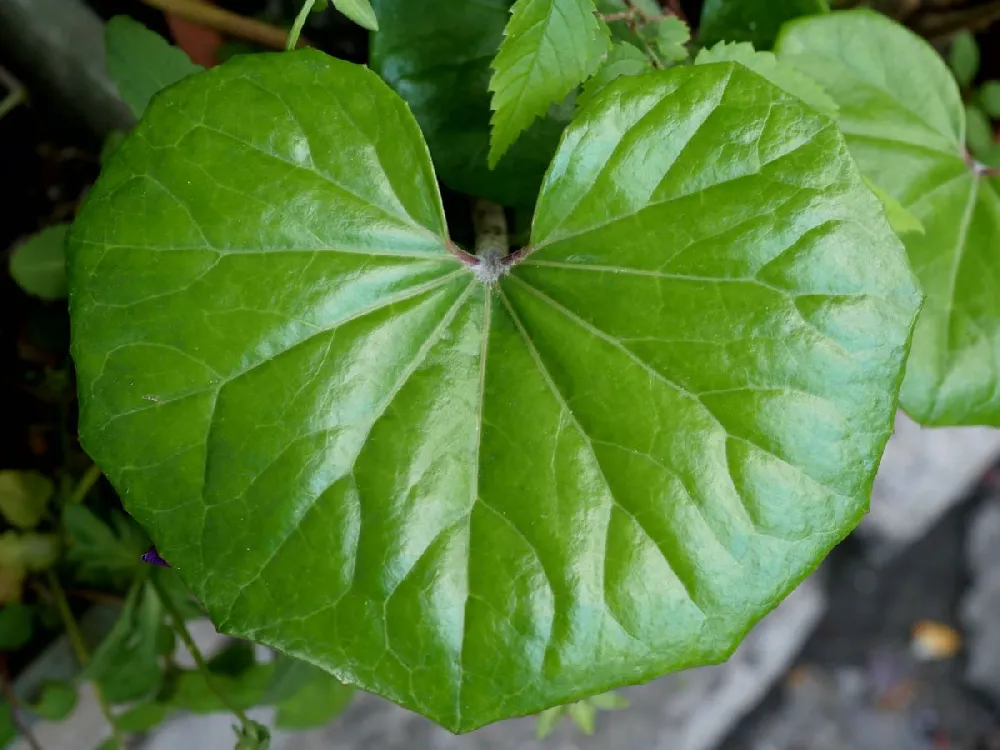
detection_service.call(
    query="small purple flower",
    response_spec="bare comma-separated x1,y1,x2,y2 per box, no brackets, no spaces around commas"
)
141,546,169,567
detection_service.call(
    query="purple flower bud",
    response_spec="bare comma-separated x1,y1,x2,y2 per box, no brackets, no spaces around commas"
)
141,546,169,567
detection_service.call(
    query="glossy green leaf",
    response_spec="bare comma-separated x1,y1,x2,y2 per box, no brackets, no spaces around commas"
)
332,0,378,29
980,80,1000,118
864,178,925,236
370,0,569,207
105,16,202,119
778,11,1000,425
488,0,610,165
0,604,33,650
578,43,651,109
69,50,919,730
30,681,78,721
63,505,146,585
274,665,355,729
655,16,690,62
949,31,979,89
699,0,827,49
9,225,69,300
694,41,837,116
0,470,53,530
85,581,164,703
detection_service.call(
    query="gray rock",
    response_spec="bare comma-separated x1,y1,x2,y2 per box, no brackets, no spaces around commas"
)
961,499,1000,707
861,412,1000,558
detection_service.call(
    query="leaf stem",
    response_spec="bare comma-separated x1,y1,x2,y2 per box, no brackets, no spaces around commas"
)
67,464,103,505
152,575,253,731
139,0,307,50
287,0,318,51
46,571,125,749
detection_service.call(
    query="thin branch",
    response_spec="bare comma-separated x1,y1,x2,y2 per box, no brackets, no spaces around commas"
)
47,572,125,749
0,655,43,750
287,0,317,51
152,575,253,732
67,464,102,505
139,0,309,50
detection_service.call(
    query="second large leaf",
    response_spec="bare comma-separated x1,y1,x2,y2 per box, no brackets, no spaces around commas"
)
370,0,569,207
68,51,920,732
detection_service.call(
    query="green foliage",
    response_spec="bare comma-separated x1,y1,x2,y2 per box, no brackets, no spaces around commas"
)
116,701,172,732
654,16,690,62
63,504,147,585
274,667,355,729
700,0,827,49
68,46,919,731
0,470,53,530
535,691,628,738
233,721,271,750
981,81,1000,118
778,11,1000,426
0,603,33,649
104,16,202,119
332,0,378,30
0,531,60,572
948,31,979,89
864,178,925,236
578,42,651,109
371,0,569,206
85,580,164,703
9,224,69,300
488,0,609,164
30,681,78,721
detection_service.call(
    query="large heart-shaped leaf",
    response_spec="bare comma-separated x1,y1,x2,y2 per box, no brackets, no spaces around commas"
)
370,0,569,207
68,50,919,731
778,11,1000,426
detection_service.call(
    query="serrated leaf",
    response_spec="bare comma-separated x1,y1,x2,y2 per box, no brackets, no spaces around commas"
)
980,81,1000,119
655,16,690,62
695,41,837,116
864,178,924,236
370,0,569,206
700,0,827,49
332,0,378,30
949,31,979,89
535,706,565,739
9,225,69,300
966,104,994,158
274,666,354,729
68,50,919,731
115,701,172,732
779,11,1000,425
0,470,53,530
488,0,610,165
105,16,202,119
578,43,651,109
85,581,164,703
63,504,146,585
0,604,33,650
30,681,77,721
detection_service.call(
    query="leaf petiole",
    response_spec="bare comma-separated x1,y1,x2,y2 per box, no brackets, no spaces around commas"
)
287,0,318,51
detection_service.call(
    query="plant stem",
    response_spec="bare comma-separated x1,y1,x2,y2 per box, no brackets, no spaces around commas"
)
153,575,253,731
287,0,318,51
68,464,102,505
0,88,24,122
139,0,307,50
46,571,125,749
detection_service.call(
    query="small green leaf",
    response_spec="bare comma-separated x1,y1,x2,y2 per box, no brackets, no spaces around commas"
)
489,0,610,165
965,103,994,158
85,581,164,703
700,0,827,49
274,666,354,729
116,702,172,732
588,690,629,710
261,654,316,704
779,11,1000,425
371,0,569,206
63,505,146,585
332,0,378,29
535,707,564,739
69,50,919,731
30,681,77,721
567,701,595,734
0,532,59,572
578,43,651,109
0,604,34,650
156,623,176,656
105,16,202,119
695,41,837,116
949,31,979,89
863,178,924,236
0,470,53,530
980,80,1000,119
655,16,690,62
207,641,256,678
9,225,69,300
234,721,271,750
166,664,275,713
